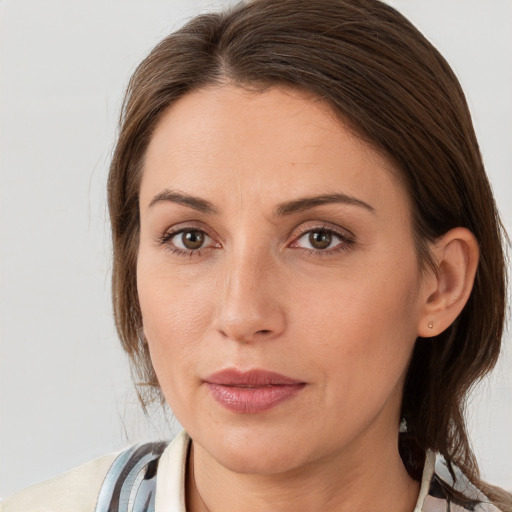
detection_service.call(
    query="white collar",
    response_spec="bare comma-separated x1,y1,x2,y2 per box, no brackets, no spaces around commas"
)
155,430,189,511
415,450,436,511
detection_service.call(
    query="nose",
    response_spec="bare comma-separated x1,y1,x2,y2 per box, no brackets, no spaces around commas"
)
212,249,287,343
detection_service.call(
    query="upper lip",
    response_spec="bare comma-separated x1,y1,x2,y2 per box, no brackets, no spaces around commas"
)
204,368,305,387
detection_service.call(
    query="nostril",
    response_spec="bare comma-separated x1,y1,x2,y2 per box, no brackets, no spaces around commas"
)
213,299,287,342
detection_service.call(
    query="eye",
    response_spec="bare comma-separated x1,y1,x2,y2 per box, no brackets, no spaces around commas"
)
290,227,352,253
159,228,217,254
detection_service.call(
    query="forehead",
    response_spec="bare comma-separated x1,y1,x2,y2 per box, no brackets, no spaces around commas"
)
140,84,409,216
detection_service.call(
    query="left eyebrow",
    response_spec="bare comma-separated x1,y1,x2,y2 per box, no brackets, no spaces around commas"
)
274,193,376,216
148,189,218,214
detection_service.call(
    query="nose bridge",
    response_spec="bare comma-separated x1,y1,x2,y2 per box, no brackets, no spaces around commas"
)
214,239,286,342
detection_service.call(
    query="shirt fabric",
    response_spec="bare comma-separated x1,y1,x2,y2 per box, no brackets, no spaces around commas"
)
1,430,502,512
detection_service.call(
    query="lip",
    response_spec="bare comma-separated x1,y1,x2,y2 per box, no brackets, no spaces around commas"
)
204,369,306,413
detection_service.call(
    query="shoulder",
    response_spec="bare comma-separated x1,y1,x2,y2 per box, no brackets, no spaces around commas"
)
420,452,506,512
1,433,186,512
1,452,118,512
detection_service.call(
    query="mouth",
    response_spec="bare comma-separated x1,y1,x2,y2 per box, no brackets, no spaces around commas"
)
203,368,307,413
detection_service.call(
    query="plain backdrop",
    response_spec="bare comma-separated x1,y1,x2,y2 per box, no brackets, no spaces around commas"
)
1,0,511,499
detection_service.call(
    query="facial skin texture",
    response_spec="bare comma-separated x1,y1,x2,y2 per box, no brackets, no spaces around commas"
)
137,85,475,512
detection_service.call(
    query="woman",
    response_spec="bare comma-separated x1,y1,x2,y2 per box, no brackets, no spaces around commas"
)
2,0,511,511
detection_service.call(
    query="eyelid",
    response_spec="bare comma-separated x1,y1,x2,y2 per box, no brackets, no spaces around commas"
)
289,221,355,242
157,221,218,241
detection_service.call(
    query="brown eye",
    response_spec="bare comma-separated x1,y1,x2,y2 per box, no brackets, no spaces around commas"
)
291,227,352,254
180,230,206,250
308,230,332,250
160,227,217,255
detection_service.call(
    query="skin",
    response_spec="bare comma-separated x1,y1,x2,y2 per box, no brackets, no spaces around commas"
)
137,84,478,512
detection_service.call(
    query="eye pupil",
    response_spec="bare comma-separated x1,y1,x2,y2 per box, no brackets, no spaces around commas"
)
182,230,205,250
309,230,332,249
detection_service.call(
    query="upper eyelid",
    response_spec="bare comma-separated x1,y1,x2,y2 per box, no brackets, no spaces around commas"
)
289,221,354,240
160,221,219,239
289,229,351,250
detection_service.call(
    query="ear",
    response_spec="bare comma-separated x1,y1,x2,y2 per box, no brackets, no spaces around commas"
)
417,227,479,338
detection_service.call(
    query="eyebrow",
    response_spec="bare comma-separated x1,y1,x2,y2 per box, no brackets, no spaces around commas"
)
148,189,218,214
274,193,375,216
148,190,375,216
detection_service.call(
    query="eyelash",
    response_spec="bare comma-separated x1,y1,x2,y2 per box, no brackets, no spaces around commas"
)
157,225,355,258
157,228,218,258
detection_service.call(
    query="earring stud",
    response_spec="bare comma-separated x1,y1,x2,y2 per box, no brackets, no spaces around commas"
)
428,321,434,329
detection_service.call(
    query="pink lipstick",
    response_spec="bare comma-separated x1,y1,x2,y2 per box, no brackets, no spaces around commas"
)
204,369,306,413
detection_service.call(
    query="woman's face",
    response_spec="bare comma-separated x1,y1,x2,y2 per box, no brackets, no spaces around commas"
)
137,85,431,475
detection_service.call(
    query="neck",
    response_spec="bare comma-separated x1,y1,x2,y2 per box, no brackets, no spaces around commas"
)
186,433,420,512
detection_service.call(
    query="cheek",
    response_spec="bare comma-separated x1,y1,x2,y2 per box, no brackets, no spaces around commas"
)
292,257,419,341
136,260,215,387
292,261,420,394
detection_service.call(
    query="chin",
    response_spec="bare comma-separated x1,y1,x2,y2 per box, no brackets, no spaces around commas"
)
216,443,306,476
194,425,314,476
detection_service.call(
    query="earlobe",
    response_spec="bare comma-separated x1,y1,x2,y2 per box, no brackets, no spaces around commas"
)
417,227,479,338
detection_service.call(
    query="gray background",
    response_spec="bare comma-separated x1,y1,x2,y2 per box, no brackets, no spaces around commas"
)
1,0,511,498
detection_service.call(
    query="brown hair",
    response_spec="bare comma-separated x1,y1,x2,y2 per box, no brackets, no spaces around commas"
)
108,0,509,505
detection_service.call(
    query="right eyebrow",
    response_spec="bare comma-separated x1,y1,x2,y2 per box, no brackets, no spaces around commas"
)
148,189,218,215
274,193,375,216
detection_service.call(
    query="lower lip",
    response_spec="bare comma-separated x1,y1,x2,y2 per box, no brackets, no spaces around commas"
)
205,383,306,413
